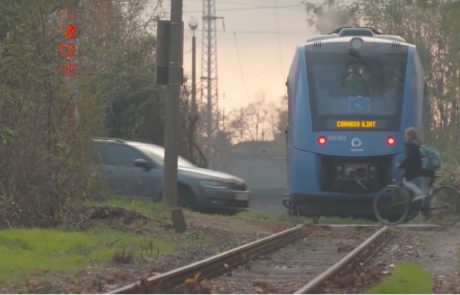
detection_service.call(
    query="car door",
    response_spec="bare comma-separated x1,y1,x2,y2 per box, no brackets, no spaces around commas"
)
105,143,162,198
90,141,110,189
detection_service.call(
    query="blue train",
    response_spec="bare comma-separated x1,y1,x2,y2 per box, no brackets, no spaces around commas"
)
284,27,425,217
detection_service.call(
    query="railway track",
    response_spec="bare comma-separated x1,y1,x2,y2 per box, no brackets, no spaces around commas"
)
109,225,389,294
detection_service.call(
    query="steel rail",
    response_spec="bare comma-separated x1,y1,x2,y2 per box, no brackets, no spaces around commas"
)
109,224,304,294
294,226,388,294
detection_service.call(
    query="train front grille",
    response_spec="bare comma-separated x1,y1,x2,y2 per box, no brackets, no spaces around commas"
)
320,155,392,193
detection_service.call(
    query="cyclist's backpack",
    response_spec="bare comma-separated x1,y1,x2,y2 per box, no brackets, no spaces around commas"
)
420,145,441,171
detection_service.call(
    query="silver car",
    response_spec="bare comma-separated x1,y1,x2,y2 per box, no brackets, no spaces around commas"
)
91,138,251,211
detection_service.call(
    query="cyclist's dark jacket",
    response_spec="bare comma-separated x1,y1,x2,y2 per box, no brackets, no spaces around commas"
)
399,142,422,181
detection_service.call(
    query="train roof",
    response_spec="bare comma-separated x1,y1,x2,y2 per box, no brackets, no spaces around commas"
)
306,26,406,43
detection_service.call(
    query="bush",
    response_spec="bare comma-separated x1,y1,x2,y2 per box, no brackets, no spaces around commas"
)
368,263,433,294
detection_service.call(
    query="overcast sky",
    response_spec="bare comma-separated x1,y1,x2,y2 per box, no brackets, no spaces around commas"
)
163,0,318,110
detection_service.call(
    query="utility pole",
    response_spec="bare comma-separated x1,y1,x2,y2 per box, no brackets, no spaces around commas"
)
202,0,223,168
158,0,186,233
188,20,198,160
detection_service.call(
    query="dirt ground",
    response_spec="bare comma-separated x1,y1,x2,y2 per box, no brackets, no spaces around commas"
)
378,226,460,293
324,225,460,294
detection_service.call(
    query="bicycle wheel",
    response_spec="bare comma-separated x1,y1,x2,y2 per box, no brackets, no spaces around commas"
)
373,185,410,225
429,186,460,226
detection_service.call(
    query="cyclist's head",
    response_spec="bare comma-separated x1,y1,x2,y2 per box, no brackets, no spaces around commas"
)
405,127,419,144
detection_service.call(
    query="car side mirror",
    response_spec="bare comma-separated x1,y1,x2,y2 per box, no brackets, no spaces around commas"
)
133,158,152,171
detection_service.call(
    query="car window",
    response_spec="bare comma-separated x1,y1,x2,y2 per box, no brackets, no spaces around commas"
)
132,143,195,168
106,144,149,167
91,142,108,165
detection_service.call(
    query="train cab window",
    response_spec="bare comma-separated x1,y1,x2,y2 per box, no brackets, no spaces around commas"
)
343,65,369,97
306,46,408,131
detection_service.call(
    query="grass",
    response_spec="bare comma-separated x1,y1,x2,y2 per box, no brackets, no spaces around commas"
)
89,197,304,226
235,210,382,225
235,210,309,225
0,197,217,284
0,228,174,283
83,196,214,247
89,196,382,226
84,196,171,220
367,263,433,294
84,196,215,246
317,216,378,225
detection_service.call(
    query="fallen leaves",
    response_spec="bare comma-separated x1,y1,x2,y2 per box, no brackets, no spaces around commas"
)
319,261,387,293
253,280,279,293
433,274,460,294
336,241,354,253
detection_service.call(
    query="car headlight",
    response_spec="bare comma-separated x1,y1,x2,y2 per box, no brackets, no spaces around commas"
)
200,180,227,189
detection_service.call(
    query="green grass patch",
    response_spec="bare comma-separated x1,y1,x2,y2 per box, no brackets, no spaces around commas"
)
0,228,174,282
368,263,432,294
235,211,275,221
236,211,380,225
84,196,228,247
84,196,170,220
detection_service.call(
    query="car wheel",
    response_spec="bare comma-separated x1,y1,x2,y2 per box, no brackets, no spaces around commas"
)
178,185,196,209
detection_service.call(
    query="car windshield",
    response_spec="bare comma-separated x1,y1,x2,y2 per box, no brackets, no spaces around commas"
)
131,143,195,168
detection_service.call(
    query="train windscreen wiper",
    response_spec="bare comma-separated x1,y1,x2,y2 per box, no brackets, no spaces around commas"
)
349,48,367,65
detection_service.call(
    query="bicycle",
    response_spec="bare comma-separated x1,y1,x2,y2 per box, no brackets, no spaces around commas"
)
373,177,460,226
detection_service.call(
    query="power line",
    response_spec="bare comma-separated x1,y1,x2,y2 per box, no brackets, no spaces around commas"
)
233,33,251,100
184,4,303,13
219,30,306,34
251,55,295,79
273,0,285,78
207,0,271,7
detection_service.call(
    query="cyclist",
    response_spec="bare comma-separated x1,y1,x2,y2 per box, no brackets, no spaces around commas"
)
398,127,433,202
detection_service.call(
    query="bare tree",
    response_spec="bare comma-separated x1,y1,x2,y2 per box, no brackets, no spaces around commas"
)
225,93,283,143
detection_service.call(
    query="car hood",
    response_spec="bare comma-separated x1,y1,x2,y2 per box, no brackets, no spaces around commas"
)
178,166,244,183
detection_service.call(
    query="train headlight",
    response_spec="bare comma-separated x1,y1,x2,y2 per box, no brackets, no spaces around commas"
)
386,136,396,146
317,136,328,145
351,37,363,49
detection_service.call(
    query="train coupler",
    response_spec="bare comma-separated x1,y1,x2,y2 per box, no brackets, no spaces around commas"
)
282,197,302,216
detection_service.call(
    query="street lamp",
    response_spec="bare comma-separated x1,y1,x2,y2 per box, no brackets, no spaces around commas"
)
188,19,198,34
188,19,198,159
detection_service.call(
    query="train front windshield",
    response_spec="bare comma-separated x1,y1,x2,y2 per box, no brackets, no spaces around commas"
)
306,46,408,131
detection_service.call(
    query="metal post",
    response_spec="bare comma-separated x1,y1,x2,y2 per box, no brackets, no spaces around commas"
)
206,0,213,168
201,0,222,168
191,24,197,121
163,0,183,208
189,20,198,159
